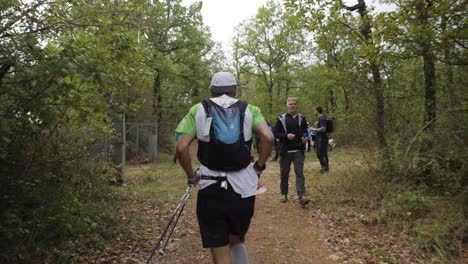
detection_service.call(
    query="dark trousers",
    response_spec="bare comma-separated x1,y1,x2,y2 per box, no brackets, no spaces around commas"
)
279,150,306,196
315,138,329,171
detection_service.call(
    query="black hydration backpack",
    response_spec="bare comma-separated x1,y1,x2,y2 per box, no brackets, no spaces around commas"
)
197,99,252,171
325,117,336,133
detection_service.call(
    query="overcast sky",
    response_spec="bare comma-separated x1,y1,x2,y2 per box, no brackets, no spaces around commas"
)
182,0,395,54
182,0,269,48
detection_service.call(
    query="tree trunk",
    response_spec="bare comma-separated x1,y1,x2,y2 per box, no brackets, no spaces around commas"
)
370,63,387,150
276,79,281,97
150,68,162,160
268,81,273,115
268,67,273,115
236,75,242,97
153,68,162,122
414,0,437,181
415,0,437,165
422,48,436,130
192,85,199,97
342,86,350,112
416,0,436,131
329,89,336,113
342,0,387,150
0,63,13,89
441,15,458,110
233,38,243,97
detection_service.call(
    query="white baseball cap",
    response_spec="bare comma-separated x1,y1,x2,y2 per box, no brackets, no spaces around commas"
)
210,72,237,93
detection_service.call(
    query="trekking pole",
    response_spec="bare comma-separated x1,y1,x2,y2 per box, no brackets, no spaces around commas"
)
146,185,193,264
160,189,190,252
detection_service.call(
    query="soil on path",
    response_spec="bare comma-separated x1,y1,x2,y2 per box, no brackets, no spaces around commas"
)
156,162,336,264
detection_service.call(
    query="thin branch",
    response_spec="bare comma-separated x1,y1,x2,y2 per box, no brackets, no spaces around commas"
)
339,0,364,11
0,0,48,36
402,109,450,168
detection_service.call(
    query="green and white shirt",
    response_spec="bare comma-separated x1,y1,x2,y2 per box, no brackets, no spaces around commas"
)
176,94,266,197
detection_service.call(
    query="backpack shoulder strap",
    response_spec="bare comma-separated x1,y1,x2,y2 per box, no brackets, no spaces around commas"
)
201,99,215,140
237,100,248,115
237,100,248,141
298,113,303,128
201,99,213,117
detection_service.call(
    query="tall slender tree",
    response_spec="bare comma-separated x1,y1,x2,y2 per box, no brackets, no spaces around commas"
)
235,0,305,115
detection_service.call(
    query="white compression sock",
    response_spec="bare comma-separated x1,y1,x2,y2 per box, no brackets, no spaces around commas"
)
230,243,249,264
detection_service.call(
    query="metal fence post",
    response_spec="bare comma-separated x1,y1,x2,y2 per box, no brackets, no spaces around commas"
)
136,124,139,158
121,113,126,176
105,134,109,162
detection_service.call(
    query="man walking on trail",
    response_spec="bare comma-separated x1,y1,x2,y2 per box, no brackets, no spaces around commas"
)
176,72,274,264
274,98,310,206
311,106,329,174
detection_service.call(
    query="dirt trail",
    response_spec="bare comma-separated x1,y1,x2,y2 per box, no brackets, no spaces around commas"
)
77,148,466,263
156,162,335,264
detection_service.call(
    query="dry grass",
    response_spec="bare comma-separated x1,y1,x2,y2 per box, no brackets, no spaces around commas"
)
303,147,465,262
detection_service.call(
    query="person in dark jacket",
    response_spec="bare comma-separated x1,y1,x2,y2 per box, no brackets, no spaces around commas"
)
311,106,329,174
274,98,310,206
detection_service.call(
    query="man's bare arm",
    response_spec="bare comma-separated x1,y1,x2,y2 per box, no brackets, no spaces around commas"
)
255,122,274,167
176,133,195,178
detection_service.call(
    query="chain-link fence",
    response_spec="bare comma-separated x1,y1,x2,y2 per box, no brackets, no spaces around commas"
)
126,122,157,163
92,113,158,176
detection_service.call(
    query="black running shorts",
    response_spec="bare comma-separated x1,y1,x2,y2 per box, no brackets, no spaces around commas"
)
196,181,255,248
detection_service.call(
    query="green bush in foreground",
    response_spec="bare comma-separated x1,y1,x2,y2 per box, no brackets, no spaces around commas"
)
376,188,465,259
310,149,466,261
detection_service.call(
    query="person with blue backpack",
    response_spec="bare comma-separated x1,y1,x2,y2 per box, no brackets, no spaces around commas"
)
176,72,274,264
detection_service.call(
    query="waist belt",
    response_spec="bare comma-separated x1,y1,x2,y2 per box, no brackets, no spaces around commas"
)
201,175,227,181
200,175,228,189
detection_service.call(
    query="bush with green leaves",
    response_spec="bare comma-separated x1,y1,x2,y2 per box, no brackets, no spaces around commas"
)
1,0,212,261
379,191,433,222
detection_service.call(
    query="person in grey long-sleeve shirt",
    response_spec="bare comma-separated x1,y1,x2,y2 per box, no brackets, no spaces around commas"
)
311,106,329,173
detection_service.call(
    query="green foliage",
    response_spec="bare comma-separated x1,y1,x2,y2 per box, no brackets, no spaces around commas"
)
379,191,433,222
0,0,214,261
410,199,465,259
376,190,465,259
309,149,465,261
282,0,466,184
122,155,187,205
1,0,466,261
234,0,307,115
134,0,213,150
